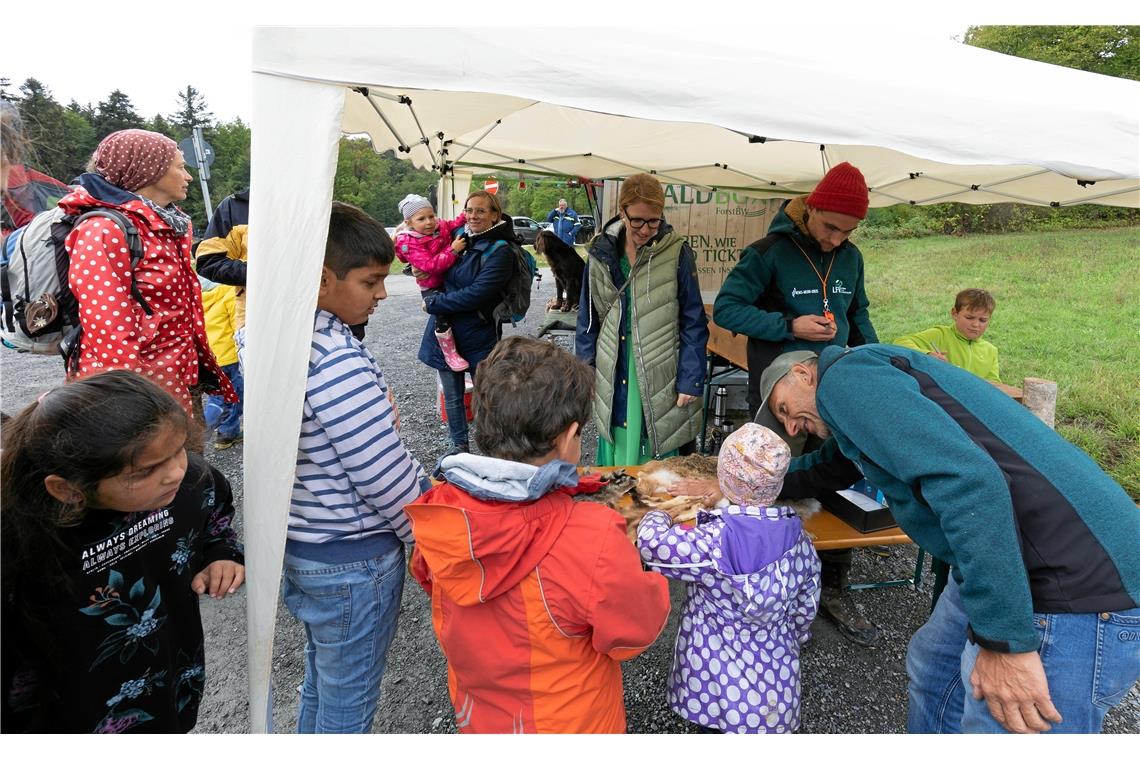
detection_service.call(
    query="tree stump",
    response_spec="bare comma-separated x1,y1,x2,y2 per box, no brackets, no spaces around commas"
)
1022,377,1058,428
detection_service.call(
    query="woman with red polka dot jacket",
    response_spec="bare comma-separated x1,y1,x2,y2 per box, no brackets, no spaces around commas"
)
58,129,236,418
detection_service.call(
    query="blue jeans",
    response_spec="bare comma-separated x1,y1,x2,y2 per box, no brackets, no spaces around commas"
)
438,369,470,448
906,575,1140,733
281,543,406,733
203,362,243,438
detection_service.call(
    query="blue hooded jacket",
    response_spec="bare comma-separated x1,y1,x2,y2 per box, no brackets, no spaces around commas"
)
417,216,516,371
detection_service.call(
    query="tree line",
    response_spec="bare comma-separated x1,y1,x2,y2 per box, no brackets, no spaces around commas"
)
3,25,1137,237
1,78,442,233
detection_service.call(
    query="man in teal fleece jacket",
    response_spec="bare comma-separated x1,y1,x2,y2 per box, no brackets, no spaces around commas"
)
760,345,1140,734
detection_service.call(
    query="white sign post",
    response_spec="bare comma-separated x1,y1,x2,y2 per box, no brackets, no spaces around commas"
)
180,127,215,223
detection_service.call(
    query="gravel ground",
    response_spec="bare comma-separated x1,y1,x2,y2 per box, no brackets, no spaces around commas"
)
2,271,1137,734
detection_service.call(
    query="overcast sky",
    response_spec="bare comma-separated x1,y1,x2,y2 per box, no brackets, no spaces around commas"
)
3,0,1134,124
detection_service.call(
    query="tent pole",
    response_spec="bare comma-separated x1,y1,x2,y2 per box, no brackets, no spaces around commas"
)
354,89,412,154
911,188,1050,205
709,163,798,193
917,173,1060,206
525,152,597,162
450,140,576,177
450,120,502,166
1057,185,1140,205
589,155,708,189
396,95,438,169
870,188,917,206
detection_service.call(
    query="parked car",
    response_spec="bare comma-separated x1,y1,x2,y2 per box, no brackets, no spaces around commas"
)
575,214,596,243
512,215,543,245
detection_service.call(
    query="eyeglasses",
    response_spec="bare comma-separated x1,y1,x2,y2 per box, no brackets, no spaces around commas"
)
625,216,663,230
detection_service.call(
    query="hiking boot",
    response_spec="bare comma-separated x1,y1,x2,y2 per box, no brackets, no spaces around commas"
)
214,435,243,450
435,327,469,372
819,588,878,647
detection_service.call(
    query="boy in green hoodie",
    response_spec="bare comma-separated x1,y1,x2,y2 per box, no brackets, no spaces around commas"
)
894,288,1001,382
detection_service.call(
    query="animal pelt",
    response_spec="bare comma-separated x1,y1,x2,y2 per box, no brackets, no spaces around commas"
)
535,230,584,312
635,454,720,498
773,497,822,522
636,454,821,529
577,459,822,543
571,468,637,507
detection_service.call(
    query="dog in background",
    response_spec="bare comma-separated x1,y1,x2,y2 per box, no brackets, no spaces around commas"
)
535,230,585,312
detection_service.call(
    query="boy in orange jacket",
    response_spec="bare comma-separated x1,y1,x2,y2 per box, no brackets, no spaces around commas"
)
407,336,670,733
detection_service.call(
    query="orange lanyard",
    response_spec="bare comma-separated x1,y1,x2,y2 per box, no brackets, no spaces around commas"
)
791,238,836,318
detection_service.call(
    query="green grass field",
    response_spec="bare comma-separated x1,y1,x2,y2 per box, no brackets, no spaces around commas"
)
857,227,1140,499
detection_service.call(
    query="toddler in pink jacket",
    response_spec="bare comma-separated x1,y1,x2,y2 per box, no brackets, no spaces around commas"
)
393,194,468,370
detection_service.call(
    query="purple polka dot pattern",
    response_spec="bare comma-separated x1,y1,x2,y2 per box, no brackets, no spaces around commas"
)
637,505,822,733
91,129,178,192
62,184,236,415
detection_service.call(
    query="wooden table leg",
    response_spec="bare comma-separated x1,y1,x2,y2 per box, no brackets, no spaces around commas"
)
930,558,951,612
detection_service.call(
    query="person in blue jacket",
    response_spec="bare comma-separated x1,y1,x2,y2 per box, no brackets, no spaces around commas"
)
545,198,581,246
418,190,514,455
757,345,1140,735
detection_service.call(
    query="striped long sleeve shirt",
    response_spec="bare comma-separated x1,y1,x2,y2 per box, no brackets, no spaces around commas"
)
289,310,427,555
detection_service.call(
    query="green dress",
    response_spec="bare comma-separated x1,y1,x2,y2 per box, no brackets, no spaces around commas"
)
595,256,679,466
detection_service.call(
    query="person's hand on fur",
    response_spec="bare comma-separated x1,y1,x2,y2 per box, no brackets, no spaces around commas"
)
668,477,723,507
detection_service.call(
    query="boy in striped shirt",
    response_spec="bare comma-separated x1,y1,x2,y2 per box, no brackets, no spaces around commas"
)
283,202,430,733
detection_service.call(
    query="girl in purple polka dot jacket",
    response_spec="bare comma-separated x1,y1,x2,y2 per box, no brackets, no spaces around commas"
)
635,423,822,734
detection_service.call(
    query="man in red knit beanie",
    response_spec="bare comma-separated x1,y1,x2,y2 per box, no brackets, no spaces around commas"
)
712,161,879,646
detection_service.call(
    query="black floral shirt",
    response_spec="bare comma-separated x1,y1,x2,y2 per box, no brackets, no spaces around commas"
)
2,454,243,733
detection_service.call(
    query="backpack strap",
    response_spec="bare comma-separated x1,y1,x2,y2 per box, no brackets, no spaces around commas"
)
57,209,154,370
1,230,17,332
69,209,153,317
478,239,508,260
17,225,34,307
1,260,13,332
473,239,510,322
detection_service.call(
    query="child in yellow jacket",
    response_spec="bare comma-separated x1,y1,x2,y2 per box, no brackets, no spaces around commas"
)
199,275,243,448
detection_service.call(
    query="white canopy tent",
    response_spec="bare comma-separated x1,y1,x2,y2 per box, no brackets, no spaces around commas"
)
245,26,1140,731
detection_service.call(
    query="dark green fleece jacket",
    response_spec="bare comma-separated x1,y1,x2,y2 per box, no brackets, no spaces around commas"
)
712,197,876,376
802,344,1139,653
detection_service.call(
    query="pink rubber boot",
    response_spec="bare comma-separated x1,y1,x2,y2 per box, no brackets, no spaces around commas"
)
436,327,469,371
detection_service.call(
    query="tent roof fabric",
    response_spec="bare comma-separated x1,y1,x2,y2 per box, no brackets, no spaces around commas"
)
253,26,1140,207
